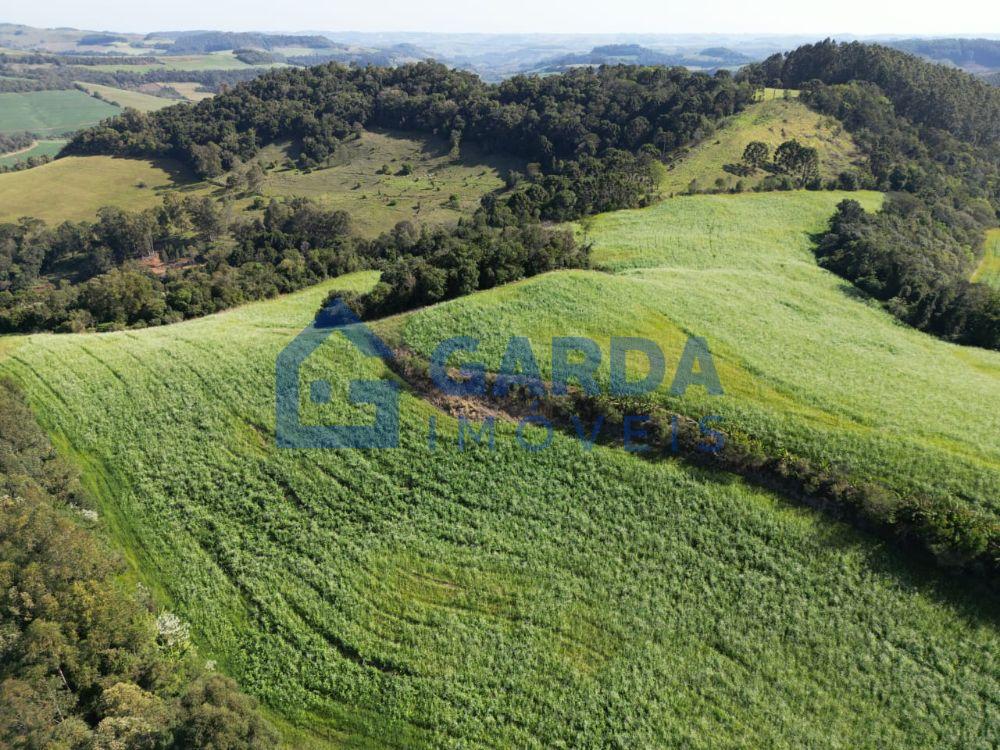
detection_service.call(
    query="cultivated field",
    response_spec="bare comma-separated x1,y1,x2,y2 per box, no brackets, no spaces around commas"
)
0,194,997,748
397,191,1000,526
75,82,180,112
259,130,521,237
659,97,864,195
0,89,120,135
0,155,200,223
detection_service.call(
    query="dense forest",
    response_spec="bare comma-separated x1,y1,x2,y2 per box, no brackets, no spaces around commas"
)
0,63,751,332
740,40,1000,348
66,62,754,190
0,380,277,748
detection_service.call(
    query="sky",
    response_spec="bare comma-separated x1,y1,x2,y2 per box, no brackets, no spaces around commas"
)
4,0,999,36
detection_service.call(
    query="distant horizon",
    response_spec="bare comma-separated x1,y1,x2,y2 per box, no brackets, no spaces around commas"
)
4,21,1000,43
2,0,998,38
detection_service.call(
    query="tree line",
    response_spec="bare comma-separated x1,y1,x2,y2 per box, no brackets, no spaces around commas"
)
740,40,1000,349
0,379,278,749
0,185,588,333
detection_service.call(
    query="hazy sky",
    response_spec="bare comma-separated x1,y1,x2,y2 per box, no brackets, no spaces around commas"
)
5,0,999,36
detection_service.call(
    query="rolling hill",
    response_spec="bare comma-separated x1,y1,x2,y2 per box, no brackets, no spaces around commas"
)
659,95,863,195
1,190,996,748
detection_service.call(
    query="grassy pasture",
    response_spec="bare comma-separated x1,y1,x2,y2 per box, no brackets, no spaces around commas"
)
0,155,204,223
0,137,66,166
1,273,997,749
160,81,214,102
396,191,1000,525
660,98,864,195
260,130,521,237
0,89,120,134
75,82,180,112
973,228,1000,289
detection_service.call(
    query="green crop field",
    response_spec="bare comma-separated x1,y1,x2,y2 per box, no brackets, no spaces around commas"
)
973,228,1000,289
260,130,522,237
75,82,181,112
0,192,997,748
395,191,1000,527
0,89,121,135
659,98,863,195
0,137,66,166
0,155,205,223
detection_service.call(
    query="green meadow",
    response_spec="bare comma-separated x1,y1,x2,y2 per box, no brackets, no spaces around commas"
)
1,191,997,747
0,154,204,223
0,89,120,134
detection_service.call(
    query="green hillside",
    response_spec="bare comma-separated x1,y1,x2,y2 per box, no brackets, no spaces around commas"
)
0,89,121,135
75,82,180,112
398,191,1000,527
259,130,522,237
1,192,997,748
660,97,864,195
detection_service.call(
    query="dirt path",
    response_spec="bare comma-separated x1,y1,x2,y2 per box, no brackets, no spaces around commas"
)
0,140,38,159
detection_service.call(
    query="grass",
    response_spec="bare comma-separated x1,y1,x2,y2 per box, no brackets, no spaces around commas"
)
396,191,1000,527
0,89,120,135
972,228,1000,289
74,82,180,112
160,81,214,102
0,197,997,747
660,98,863,195
0,155,204,223
0,138,66,166
757,87,801,100
260,130,521,237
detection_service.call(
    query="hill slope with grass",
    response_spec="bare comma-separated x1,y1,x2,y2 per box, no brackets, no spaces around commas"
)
257,130,521,237
75,82,179,112
660,97,864,195
1,192,997,748
0,155,202,223
392,191,1000,535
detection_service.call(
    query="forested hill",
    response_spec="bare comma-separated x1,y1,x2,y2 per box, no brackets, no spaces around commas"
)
740,41,1000,349
886,38,1000,73
66,62,754,180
